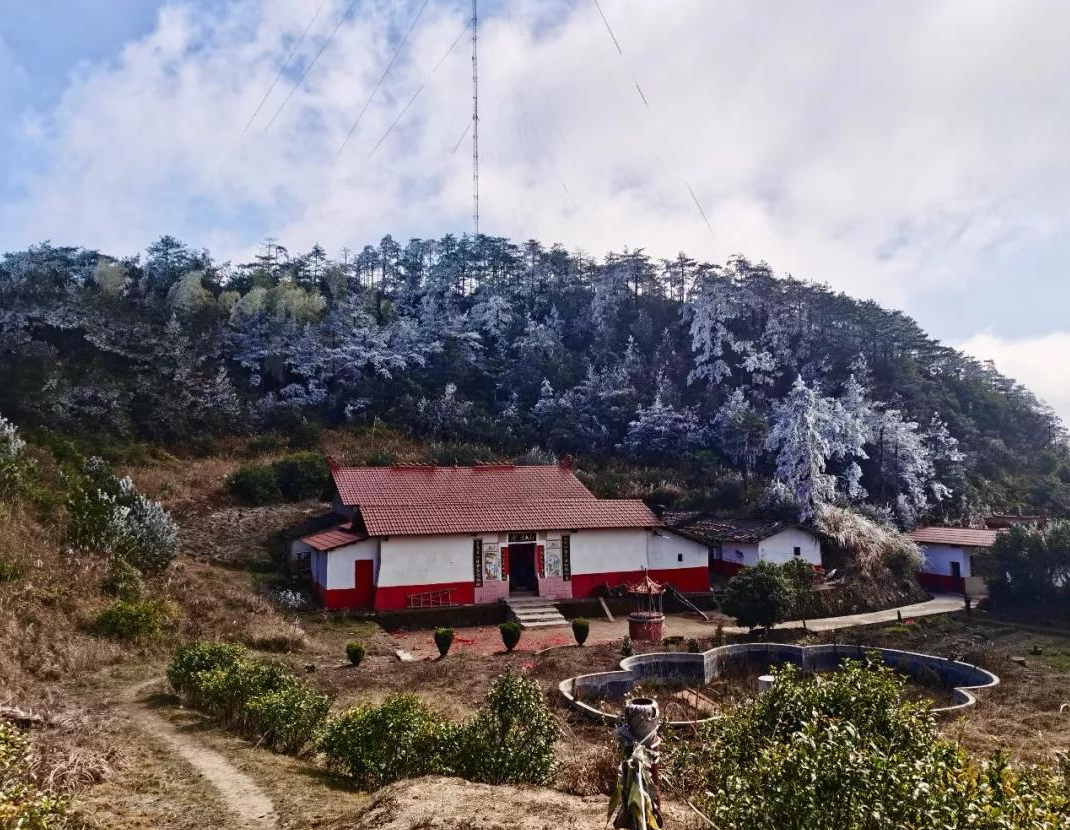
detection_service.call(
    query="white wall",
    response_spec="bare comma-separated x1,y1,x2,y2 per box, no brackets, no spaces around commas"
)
379,534,474,587
918,543,974,577
648,531,708,571
759,528,823,566
568,528,651,574
719,542,761,568
323,538,380,589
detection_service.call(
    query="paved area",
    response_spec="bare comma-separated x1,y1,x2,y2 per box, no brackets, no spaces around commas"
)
384,593,966,659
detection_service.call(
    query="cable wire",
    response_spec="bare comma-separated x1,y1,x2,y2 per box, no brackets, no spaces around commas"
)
243,0,328,133
336,0,433,157
368,20,470,158
262,0,362,132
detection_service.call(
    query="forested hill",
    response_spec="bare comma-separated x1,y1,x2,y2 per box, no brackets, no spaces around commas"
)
1,235,1066,524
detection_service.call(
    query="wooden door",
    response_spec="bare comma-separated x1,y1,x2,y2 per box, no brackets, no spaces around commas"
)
354,560,375,608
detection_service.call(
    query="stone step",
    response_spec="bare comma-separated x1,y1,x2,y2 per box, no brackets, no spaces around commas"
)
517,618,571,630
504,597,556,607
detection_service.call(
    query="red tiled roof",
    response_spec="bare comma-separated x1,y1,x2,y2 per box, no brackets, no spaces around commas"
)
661,511,791,544
909,526,998,548
332,464,594,506
359,499,658,537
301,525,365,552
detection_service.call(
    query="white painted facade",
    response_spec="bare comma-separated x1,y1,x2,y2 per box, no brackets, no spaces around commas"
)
715,527,823,569
646,530,709,572
303,538,380,590
378,534,474,587
917,543,975,578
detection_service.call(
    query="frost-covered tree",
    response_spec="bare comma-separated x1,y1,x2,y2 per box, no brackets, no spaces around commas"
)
765,377,837,521
712,389,767,491
622,394,698,459
0,412,29,498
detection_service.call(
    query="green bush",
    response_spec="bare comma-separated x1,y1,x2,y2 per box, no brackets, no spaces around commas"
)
244,683,331,755
455,672,558,786
722,561,796,636
194,660,294,726
167,642,247,700
677,659,1070,829
345,642,366,666
365,450,397,467
272,452,330,501
434,627,455,658
0,721,68,829
620,636,633,657
100,558,144,600
318,694,453,788
226,453,330,505
288,420,323,450
687,637,701,653
499,621,522,652
94,599,172,640
226,463,282,505
572,617,590,646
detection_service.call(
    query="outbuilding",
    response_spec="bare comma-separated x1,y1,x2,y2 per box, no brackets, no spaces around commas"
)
289,462,707,610
661,512,824,577
909,526,997,593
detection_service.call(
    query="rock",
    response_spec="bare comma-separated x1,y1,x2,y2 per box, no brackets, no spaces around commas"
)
0,706,44,727
395,650,415,662
1011,656,1028,667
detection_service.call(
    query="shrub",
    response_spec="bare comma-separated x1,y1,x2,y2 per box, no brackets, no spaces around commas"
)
0,721,68,829
94,599,172,640
0,413,32,501
66,457,179,573
434,627,455,658
288,420,323,450
677,659,1070,829
366,449,397,467
168,641,247,701
620,636,633,657
272,452,330,501
244,683,331,755
572,617,590,646
318,694,451,788
100,557,144,600
455,672,559,786
226,453,330,505
194,659,295,727
814,503,922,579
226,463,282,505
345,642,366,666
722,561,795,636
428,442,493,466
499,621,522,652
687,637,701,653
0,557,25,584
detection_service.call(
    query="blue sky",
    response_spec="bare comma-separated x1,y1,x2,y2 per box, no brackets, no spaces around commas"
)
1,0,1069,419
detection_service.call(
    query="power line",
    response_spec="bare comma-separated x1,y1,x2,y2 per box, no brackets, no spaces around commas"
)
263,0,361,133
243,0,328,133
368,21,471,158
336,0,432,157
585,0,716,244
452,121,471,154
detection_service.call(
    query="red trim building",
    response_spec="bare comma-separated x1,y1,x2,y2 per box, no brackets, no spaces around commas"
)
909,526,997,593
662,512,824,576
290,462,709,610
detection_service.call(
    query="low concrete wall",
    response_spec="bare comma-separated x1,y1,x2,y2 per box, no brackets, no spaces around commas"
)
559,643,999,725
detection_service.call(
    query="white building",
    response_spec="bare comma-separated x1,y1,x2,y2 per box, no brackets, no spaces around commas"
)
909,526,997,593
289,462,707,610
662,513,824,576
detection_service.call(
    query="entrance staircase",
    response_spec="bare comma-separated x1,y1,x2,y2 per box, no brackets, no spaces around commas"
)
504,595,569,630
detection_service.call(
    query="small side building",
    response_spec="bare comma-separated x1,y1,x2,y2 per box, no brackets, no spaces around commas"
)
909,526,997,593
662,513,823,577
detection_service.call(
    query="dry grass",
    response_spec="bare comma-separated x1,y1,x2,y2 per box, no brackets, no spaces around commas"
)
815,503,923,577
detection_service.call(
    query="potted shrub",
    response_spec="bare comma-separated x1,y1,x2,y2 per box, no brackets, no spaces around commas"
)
499,621,522,652
572,617,590,646
434,627,455,658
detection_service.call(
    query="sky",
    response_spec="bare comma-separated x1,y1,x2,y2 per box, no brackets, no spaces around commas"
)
1,0,1068,419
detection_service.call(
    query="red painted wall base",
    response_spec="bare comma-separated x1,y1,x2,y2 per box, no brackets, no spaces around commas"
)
569,566,709,598
711,560,746,577
374,581,475,611
915,571,965,594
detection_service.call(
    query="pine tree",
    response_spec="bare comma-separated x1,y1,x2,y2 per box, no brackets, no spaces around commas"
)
765,377,837,521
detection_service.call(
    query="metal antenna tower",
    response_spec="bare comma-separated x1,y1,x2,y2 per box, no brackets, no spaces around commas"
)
471,0,479,237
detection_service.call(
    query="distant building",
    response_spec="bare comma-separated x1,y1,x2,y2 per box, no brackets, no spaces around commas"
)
289,462,707,610
909,526,998,593
661,512,824,576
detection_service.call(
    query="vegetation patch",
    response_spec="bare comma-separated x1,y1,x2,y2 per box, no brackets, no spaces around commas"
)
226,452,330,505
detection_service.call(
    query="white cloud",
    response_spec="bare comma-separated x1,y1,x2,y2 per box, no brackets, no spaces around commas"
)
958,331,1070,426
2,0,1069,321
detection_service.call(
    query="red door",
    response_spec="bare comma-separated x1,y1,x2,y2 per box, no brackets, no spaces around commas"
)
354,560,375,608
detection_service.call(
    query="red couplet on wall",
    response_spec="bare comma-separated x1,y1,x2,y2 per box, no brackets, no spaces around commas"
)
536,544,544,577
501,546,510,577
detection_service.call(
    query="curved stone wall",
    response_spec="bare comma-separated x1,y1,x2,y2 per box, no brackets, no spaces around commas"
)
558,643,1000,725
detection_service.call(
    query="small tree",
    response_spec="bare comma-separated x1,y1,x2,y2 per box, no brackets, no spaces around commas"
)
722,562,796,637
345,642,366,667
434,627,455,658
571,617,590,646
499,621,522,652
780,558,816,622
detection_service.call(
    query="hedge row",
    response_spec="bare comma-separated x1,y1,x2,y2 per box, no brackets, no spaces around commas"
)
167,642,559,787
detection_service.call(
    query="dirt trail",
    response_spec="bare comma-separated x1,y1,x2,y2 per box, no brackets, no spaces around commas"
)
123,679,278,830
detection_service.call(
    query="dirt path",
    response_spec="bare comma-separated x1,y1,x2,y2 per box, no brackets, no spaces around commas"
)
123,679,279,830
